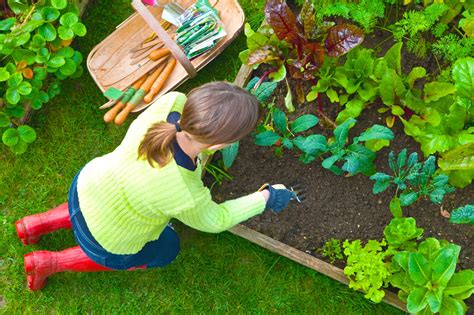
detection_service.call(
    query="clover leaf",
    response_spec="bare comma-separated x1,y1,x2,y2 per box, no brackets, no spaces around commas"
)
58,12,86,40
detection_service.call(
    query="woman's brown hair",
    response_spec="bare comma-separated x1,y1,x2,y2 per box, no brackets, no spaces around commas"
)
138,81,260,167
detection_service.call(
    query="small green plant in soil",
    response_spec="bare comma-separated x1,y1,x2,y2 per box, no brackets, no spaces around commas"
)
254,107,320,157
370,149,455,217
389,3,449,58
205,161,233,191
306,47,379,125
0,0,86,154
318,238,343,264
390,238,474,314
449,204,474,225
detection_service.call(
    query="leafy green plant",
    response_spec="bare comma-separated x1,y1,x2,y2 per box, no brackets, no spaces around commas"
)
343,239,392,303
370,149,455,217
438,142,474,188
390,238,474,314
254,107,320,157
0,0,86,154
254,116,394,176
402,57,473,156
240,0,364,104
314,0,386,32
449,204,474,225
389,3,449,58
204,161,233,191
318,238,343,264
383,217,423,251
432,34,474,64
307,47,379,125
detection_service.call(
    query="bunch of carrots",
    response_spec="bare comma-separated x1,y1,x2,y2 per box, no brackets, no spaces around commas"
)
104,47,176,125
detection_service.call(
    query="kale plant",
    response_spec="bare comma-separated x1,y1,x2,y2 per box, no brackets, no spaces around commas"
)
370,149,455,217
449,204,474,225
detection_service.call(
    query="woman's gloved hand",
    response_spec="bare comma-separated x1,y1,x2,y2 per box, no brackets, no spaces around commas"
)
259,184,296,213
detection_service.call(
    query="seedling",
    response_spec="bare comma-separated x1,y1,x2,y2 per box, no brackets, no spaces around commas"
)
318,238,343,264
254,107,320,157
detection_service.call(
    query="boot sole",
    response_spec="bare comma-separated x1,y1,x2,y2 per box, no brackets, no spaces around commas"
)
15,220,39,245
26,274,47,291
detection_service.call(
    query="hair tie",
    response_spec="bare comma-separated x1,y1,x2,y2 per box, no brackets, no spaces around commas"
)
174,122,182,132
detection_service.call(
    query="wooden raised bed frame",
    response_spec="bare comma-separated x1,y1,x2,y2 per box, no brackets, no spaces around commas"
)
227,63,407,313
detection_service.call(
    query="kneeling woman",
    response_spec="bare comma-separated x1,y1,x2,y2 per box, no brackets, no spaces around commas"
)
16,82,295,290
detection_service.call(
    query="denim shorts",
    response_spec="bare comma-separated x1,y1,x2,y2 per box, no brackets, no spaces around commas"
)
68,171,180,270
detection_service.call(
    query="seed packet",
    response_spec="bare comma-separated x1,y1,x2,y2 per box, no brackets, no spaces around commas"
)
175,0,226,59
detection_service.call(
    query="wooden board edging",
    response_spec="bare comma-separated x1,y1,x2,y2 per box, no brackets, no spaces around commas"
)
225,61,408,313
229,225,407,313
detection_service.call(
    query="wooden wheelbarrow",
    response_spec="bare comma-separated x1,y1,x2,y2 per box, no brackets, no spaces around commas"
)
87,0,245,113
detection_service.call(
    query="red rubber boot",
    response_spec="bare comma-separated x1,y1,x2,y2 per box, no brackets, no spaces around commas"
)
24,246,145,291
16,203,72,245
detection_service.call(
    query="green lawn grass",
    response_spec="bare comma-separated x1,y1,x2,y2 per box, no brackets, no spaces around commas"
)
0,0,403,313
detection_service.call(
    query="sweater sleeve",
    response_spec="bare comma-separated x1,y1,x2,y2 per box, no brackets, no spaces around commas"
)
173,189,266,233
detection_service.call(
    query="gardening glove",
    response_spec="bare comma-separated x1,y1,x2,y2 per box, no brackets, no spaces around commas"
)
259,184,296,213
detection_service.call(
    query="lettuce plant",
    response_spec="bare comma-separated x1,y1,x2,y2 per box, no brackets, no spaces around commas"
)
370,149,455,217
383,217,423,251
343,239,392,303
401,57,474,157
438,142,474,188
390,238,474,314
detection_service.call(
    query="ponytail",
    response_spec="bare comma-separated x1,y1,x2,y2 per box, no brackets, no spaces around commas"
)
138,81,259,168
138,121,177,167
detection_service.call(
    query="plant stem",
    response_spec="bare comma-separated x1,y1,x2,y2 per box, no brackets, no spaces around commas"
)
20,4,35,27
317,93,323,112
317,110,337,129
373,34,394,50
432,52,442,76
253,69,276,92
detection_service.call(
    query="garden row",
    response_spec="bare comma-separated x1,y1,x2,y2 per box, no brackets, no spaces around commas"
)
206,1,473,314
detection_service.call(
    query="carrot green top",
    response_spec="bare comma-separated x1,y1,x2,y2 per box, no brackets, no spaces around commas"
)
76,92,266,254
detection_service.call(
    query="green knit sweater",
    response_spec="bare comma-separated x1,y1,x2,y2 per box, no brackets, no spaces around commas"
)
76,92,266,254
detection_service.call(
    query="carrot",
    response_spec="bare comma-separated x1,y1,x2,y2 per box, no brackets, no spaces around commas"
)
149,48,170,61
114,62,167,125
143,58,176,103
103,74,147,123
